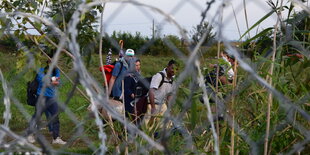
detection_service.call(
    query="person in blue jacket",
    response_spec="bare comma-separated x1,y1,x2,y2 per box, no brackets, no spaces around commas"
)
108,49,135,100
27,58,66,145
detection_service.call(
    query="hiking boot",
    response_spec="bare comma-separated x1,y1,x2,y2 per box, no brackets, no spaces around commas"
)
52,137,67,145
27,135,35,143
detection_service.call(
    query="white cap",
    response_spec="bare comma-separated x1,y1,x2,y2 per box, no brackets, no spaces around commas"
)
125,49,135,56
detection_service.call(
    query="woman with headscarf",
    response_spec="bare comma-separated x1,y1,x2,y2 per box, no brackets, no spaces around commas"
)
124,58,141,121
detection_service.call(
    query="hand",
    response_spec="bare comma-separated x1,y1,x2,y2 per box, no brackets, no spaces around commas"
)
209,64,217,68
51,81,59,86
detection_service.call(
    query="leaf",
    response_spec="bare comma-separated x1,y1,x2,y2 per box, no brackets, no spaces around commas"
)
294,30,310,34
19,32,25,41
22,17,28,25
37,35,45,43
33,36,38,45
80,13,85,22
14,30,20,36
286,41,310,59
241,27,274,46
30,1,38,10
12,1,20,7
190,99,198,129
239,10,275,40
33,21,42,30
180,87,191,96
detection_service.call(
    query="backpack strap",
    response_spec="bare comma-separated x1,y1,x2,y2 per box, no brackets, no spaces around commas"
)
158,71,173,88
117,61,123,78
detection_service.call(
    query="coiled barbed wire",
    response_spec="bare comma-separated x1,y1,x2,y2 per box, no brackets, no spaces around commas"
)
0,0,309,154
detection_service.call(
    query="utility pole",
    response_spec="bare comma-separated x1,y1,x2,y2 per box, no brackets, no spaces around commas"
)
152,19,155,39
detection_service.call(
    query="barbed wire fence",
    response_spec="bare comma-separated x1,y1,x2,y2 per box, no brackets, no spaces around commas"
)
0,0,309,154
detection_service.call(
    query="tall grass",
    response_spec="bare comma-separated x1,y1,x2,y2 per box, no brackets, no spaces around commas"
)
1,42,309,153
0,1,309,153
0,51,183,152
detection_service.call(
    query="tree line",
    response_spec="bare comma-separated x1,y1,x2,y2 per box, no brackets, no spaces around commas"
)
0,0,217,56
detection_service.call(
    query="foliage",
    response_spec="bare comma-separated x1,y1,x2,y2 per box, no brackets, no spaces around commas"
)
108,31,147,55
45,0,100,56
282,10,310,56
0,0,309,154
232,2,310,153
0,35,17,49
100,31,186,56
190,21,216,46
0,1,187,57
0,0,46,48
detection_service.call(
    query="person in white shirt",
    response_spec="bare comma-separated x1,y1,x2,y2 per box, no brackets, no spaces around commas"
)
201,51,237,121
219,52,235,84
145,60,177,127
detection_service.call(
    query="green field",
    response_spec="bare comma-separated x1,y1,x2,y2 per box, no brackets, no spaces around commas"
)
0,50,191,154
0,46,310,154
0,0,309,154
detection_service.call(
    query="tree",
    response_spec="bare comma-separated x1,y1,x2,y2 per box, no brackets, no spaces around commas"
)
45,0,100,56
190,21,216,46
0,0,46,47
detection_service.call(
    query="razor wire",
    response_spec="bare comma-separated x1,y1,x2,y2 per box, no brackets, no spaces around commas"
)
0,0,309,154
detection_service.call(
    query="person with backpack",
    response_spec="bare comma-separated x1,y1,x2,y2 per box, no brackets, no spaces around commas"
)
200,51,236,121
205,52,235,88
124,58,141,121
217,51,235,84
144,60,177,127
108,49,135,100
27,72,53,133
27,58,66,145
204,51,236,94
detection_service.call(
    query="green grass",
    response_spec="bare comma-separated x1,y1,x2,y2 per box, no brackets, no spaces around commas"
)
0,50,310,154
0,52,183,153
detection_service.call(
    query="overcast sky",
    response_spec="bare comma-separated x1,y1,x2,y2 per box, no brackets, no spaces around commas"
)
101,0,294,40
18,0,304,41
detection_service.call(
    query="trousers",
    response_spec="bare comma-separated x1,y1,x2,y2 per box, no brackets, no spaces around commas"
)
28,97,60,139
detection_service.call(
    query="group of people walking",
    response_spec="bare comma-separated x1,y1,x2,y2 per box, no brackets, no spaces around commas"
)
106,49,177,126
25,48,178,145
25,47,235,145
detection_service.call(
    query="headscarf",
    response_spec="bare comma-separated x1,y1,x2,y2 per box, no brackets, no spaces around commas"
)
126,57,140,82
